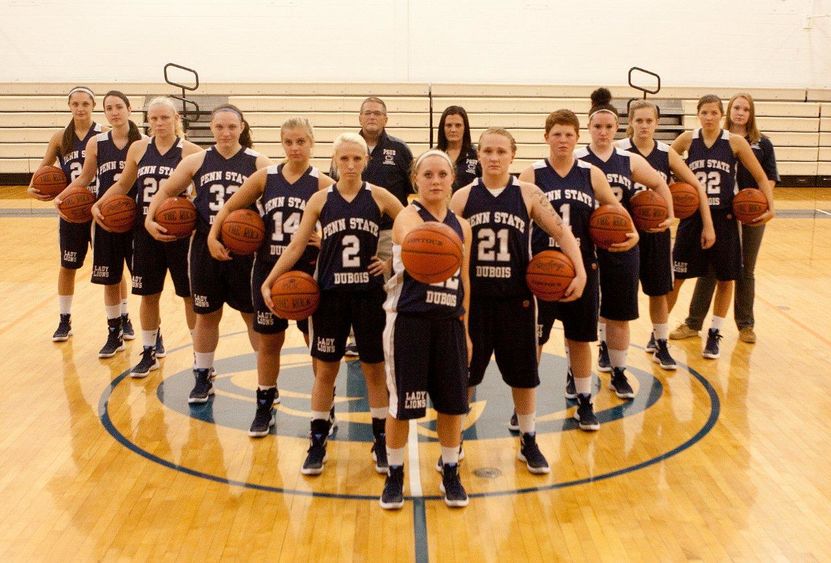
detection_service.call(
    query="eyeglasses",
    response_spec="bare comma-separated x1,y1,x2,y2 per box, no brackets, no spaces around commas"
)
361,111,386,117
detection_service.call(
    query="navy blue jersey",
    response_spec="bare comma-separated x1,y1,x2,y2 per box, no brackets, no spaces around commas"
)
530,158,596,260
452,146,481,191
136,137,184,216
737,135,779,190
686,129,737,210
576,146,635,209
385,201,465,318
316,182,383,291
462,177,531,298
57,123,102,192
193,146,261,235
619,138,670,194
258,163,320,270
95,131,139,200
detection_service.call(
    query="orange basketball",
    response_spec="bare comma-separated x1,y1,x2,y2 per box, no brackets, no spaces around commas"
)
732,188,769,224
57,186,95,223
526,250,576,302
270,271,320,320
401,222,463,284
99,195,137,233
31,165,68,198
669,182,699,220
156,197,197,238
221,209,265,255
629,189,669,231
589,204,633,250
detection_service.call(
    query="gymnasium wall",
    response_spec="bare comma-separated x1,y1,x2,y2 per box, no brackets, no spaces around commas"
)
2,0,830,88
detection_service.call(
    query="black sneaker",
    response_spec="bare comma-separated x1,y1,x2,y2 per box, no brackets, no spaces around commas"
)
344,342,359,359
597,341,612,373
248,387,276,437
98,318,124,358
121,314,135,340
272,388,281,405
507,411,519,432
52,314,72,342
434,442,465,472
379,465,405,510
328,405,337,436
372,435,389,474
652,339,677,370
702,329,722,359
575,394,600,431
645,333,657,353
518,433,550,474
154,330,166,358
564,368,577,400
609,367,635,399
130,346,159,378
188,368,214,404
301,432,328,476
440,463,469,508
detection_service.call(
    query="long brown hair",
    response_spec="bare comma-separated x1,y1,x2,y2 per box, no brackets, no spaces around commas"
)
212,104,253,148
103,90,142,148
60,86,95,156
725,92,762,144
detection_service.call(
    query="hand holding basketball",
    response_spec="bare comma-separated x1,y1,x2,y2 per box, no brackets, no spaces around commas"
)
208,233,232,261
30,166,68,201
145,214,177,243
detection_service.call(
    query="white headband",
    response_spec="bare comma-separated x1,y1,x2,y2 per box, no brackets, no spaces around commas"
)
68,86,94,99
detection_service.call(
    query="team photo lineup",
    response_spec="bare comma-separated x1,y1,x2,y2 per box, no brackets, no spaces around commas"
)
27,84,779,511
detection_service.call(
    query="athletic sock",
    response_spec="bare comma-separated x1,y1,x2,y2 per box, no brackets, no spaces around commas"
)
58,295,73,315
598,322,606,342
710,316,724,331
441,446,460,465
142,329,157,348
654,323,669,341
387,447,405,467
609,349,628,370
194,352,215,370
105,304,121,320
575,375,592,395
517,413,536,434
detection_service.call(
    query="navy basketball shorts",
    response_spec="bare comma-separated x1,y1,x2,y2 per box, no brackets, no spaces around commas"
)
468,295,539,389
251,257,310,335
58,217,91,270
309,286,386,363
537,260,599,344
673,209,741,281
638,229,673,296
189,231,254,314
91,223,133,285
598,246,640,321
384,313,469,420
130,225,190,297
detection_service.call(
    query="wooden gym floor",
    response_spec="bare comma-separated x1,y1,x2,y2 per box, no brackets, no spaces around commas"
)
1,187,830,561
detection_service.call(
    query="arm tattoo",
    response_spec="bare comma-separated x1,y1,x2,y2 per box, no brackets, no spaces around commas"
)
535,190,563,227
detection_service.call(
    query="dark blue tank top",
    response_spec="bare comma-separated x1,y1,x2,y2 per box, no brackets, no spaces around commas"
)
95,131,138,200
57,123,102,192
316,182,383,291
258,163,320,272
530,158,596,260
136,137,184,216
462,177,531,298
193,146,260,235
686,129,737,210
576,146,635,210
618,138,670,194
385,201,465,318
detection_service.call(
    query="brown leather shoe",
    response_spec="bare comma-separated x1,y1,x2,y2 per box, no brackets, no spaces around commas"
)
738,327,757,343
669,323,699,340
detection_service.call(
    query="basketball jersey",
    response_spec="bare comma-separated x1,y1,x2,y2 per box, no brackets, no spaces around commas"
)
462,177,531,298
136,137,184,216
530,158,596,260
57,123,102,192
618,138,670,193
316,182,383,291
686,129,737,210
576,146,635,209
385,201,465,318
95,131,139,200
193,145,261,235
257,163,320,270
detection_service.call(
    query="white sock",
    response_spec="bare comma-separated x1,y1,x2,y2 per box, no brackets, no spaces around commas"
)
120,299,129,316
654,323,669,341
609,349,628,370
441,445,460,465
598,322,606,342
105,304,121,320
194,352,214,370
387,446,406,467
711,316,724,331
142,329,157,347
370,407,388,420
58,295,73,315
311,410,329,421
258,384,276,391
575,376,592,395
517,413,535,434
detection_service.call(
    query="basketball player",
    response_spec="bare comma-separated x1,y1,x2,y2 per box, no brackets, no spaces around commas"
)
208,117,334,437
28,87,103,342
517,109,630,431
575,88,671,397
262,133,404,476
91,97,203,377
617,100,715,369
56,90,143,358
379,149,473,509
667,95,774,359
436,105,481,191
449,128,586,472
146,104,271,402
672,92,779,345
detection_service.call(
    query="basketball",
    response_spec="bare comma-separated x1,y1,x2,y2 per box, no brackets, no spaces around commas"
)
31,165,68,198
156,197,197,238
221,209,265,255
525,250,576,301
400,221,463,284
629,189,669,231
733,188,769,224
589,204,633,250
99,194,137,233
270,271,320,320
57,186,95,223
669,182,700,219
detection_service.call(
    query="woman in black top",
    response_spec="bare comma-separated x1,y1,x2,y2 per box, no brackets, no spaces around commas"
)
436,105,481,191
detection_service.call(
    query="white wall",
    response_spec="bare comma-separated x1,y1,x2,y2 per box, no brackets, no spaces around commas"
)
1,0,829,87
